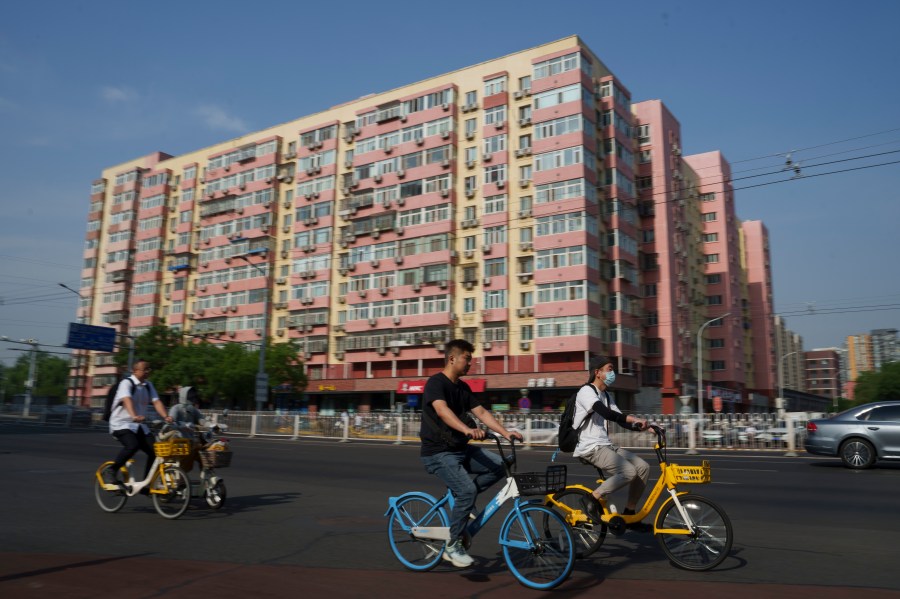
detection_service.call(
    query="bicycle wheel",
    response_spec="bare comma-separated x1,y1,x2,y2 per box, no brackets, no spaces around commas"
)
655,493,733,571
94,463,128,513
205,479,227,509
501,504,574,590
387,496,447,571
151,465,191,520
547,487,607,558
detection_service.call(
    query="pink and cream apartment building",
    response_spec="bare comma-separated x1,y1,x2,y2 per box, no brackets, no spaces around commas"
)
72,35,773,414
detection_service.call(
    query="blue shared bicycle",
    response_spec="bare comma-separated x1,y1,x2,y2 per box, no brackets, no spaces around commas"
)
385,432,575,590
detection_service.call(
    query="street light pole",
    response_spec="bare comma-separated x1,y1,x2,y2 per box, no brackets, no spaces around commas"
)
697,313,730,418
58,283,83,405
778,350,799,412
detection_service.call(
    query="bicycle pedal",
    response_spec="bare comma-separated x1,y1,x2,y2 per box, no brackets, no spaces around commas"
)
607,515,627,536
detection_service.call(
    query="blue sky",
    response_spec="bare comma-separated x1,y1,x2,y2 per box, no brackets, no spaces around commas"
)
1,0,899,366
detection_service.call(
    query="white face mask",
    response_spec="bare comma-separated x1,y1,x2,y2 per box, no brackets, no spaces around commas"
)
603,371,616,386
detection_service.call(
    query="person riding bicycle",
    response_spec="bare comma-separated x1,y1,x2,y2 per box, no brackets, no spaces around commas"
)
106,360,173,486
419,339,523,569
574,355,651,530
168,385,207,472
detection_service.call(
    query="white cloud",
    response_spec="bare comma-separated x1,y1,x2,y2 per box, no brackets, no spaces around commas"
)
100,86,138,103
193,104,249,134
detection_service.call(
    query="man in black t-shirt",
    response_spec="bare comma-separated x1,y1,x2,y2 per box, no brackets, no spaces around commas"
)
420,339,522,568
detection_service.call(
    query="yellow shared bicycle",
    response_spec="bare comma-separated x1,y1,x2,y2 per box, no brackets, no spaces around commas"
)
545,424,733,571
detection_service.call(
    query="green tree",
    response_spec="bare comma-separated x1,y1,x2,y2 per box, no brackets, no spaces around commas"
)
112,327,308,411
1,351,70,403
854,362,900,405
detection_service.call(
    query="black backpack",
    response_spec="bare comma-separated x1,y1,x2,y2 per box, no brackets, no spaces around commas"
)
102,378,134,422
557,384,591,453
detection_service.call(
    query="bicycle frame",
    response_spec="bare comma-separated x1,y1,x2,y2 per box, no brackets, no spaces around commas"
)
546,426,707,535
385,434,543,546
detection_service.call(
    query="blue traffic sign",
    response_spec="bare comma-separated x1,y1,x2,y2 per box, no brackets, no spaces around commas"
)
66,322,117,352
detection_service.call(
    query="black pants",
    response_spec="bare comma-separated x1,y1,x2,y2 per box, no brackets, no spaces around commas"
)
112,428,156,479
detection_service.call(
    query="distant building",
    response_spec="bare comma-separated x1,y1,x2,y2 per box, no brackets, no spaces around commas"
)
70,35,776,414
804,348,841,409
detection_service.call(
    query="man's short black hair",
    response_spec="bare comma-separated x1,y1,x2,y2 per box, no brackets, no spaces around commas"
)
445,339,475,361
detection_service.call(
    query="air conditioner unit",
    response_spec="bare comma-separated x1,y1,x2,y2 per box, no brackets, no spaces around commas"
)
335,351,345,360
517,308,527,317
496,180,505,189
395,226,404,236
374,174,382,183
526,308,534,317
482,244,492,254
483,277,491,286
519,180,530,188
494,121,505,130
463,281,474,290
514,91,524,100
518,273,533,283
465,131,475,140
439,280,448,289
464,249,474,259
440,189,450,197
415,137,425,146
304,324,313,333
413,282,421,292
519,117,532,127
370,260,379,268
397,169,406,178
379,287,388,296
483,342,492,350
465,189,475,198
276,277,286,285
520,341,530,350
519,209,532,219
369,318,377,326
359,290,367,298
222,281,229,289
337,295,346,304
229,331,237,338
483,153,492,162
377,346,386,355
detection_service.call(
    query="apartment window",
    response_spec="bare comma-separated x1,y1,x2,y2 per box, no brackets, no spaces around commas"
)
521,324,534,341
484,76,507,96
642,284,657,297
647,311,658,326
484,105,507,126
484,134,507,154
484,257,506,277
702,212,717,222
639,150,652,163
709,338,725,348
465,118,477,137
519,75,531,92
484,164,507,184
700,192,716,202
707,295,723,305
645,338,661,355
519,165,532,183
465,90,477,106
637,124,650,145
518,134,532,150
705,273,722,284
484,193,507,215
702,233,719,242
463,297,476,313
710,360,726,371
484,289,507,309
704,254,720,264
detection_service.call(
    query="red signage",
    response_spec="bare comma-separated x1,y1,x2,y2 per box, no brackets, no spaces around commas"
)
713,396,723,413
396,379,487,394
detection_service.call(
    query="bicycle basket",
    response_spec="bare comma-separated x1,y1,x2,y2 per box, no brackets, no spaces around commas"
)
154,438,192,458
513,465,567,496
199,450,233,469
670,460,711,484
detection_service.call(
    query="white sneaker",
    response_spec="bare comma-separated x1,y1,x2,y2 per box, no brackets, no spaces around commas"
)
442,541,474,568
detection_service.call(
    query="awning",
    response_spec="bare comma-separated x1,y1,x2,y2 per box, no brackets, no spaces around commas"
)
396,378,487,394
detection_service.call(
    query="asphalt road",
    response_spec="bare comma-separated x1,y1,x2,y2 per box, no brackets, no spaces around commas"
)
1,424,899,598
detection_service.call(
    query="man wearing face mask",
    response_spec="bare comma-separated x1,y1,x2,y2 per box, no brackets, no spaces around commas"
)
573,355,651,529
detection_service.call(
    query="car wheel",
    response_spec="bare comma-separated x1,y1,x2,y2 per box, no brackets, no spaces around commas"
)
840,438,876,469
